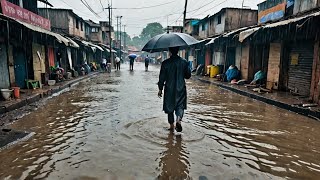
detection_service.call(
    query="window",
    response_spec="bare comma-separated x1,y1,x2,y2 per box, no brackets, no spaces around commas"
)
202,23,205,31
217,15,222,24
92,28,99,33
81,22,83,31
76,19,79,29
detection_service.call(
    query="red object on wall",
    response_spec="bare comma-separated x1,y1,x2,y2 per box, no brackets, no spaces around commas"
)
48,47,55,67
205,47,211,67
1,0,51,30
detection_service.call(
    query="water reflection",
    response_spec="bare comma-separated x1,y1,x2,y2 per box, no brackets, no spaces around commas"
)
158,133,190,180
1,64,320,179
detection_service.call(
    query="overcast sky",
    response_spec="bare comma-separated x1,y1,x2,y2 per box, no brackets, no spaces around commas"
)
40,0,265,37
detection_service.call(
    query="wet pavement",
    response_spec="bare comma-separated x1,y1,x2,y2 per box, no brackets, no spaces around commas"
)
0,63,320,179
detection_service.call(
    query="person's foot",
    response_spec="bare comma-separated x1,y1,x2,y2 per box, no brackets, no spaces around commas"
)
168,124,175,131
175,122,182,132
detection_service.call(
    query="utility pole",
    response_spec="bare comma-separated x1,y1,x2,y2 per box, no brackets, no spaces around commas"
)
123,25,126,51
119,16,123,60
116,16,120,43
239,0,245,28
107,4,113,68
183,0,188,33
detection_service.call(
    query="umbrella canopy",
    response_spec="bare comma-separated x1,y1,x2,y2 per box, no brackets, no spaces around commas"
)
142,32,199,53
128,54,138,59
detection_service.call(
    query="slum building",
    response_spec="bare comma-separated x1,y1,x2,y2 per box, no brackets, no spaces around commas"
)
238,0,320,104
192,0,320,105
0,0,77,89
188,8,258,73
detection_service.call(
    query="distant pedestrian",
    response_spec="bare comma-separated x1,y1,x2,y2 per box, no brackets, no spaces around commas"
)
101,57,107,71
158,47,191,132
145,55,150,71
115,55,121,71
129,56,135,71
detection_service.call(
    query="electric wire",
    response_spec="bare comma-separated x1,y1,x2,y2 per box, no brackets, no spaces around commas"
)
112,1,175,10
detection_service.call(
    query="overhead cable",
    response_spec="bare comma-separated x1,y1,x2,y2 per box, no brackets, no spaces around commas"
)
113,1,175,10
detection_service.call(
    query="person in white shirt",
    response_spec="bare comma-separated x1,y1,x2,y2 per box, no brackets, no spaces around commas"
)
115,55,121,71
101,58,107,71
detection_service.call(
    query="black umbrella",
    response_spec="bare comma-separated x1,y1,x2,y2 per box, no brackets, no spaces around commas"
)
142,32,199,53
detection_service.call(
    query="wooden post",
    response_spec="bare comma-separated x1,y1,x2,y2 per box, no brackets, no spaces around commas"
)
183,0,188,33
310,41,320,104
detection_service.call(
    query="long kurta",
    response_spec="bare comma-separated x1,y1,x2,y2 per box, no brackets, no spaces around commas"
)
158,55,192,114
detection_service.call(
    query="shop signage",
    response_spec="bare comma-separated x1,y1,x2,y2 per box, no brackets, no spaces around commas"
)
1,0,51,30
258,2,286,24
290,53,299,65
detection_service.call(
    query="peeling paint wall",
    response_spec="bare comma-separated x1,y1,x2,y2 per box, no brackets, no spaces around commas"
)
240,43,250,80
32,43,45,82
267,43,281,90
8,45,15,84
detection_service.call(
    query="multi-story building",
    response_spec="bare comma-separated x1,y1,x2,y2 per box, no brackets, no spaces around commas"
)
0,0,73,88
197,8,258,39
38,8,89,40
85,20,102,43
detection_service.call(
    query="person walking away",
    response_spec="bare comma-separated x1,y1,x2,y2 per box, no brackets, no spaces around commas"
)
129,56,135,71
158,47,191,132
145,55,150,71
101,57,107,71
115,55,121,71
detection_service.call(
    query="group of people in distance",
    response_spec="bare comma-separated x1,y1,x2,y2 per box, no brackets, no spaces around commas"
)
128,55,150,71
100,55,151,72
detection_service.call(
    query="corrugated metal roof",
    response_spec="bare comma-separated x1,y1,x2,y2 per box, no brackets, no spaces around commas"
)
65,37,80,48
81,41,104,51
264,11,320,28
16,20,71,46
238,10,320,42
239,27,260,42
205,37,218,46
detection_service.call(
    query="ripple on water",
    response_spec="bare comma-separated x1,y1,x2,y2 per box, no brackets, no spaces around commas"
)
121,117,206,145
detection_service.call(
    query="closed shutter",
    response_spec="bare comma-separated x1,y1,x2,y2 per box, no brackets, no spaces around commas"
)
0,43,10,89
288,42,314,96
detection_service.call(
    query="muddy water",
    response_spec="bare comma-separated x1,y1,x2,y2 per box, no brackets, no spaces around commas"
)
0,63,320,179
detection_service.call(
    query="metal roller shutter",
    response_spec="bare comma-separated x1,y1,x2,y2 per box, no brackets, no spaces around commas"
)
288,42,314,96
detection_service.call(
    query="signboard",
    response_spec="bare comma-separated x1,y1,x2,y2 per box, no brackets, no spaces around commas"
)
1,0,51,30
258,3,286,24
290,53,299,65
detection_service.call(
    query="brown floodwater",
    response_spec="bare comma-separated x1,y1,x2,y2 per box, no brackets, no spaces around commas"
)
0,63,320,180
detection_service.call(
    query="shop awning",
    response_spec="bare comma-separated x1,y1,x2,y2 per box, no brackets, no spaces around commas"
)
238,10,320,42
191,38,212,46
239,27,260,42
98,44,117,53
65,37,80,48
205,37,219,46
264,11,320,29
16,20,71,46
223,27,250,38
81,41,104,51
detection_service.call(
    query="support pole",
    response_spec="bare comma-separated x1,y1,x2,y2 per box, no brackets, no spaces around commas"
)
119,16,122,60
183,0,188,33
108,5,113,68
123,25,126,51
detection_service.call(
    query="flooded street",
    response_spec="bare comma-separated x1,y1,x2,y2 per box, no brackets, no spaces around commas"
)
0,63,320,179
